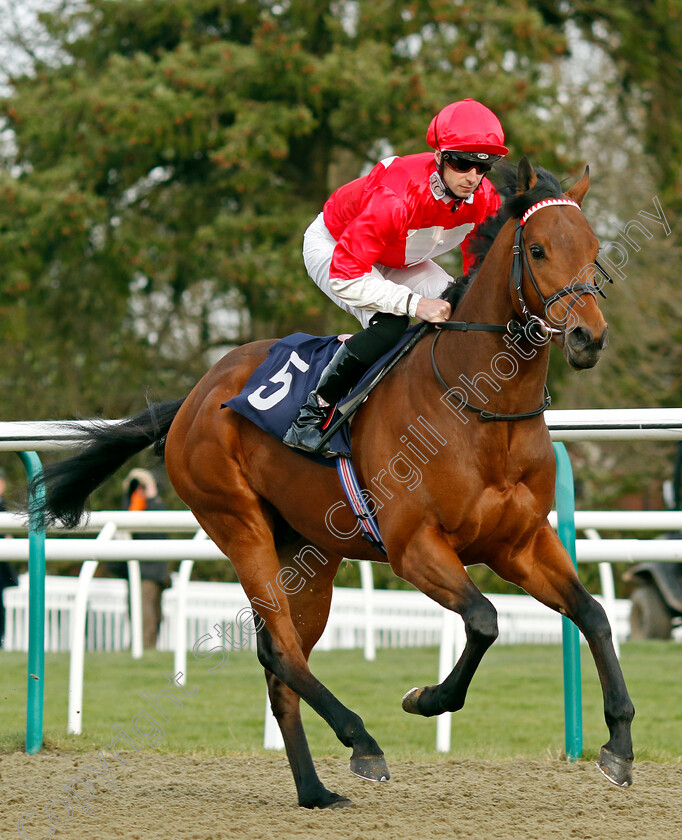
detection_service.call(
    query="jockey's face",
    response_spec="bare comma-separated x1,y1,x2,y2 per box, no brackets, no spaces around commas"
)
435,151,485,199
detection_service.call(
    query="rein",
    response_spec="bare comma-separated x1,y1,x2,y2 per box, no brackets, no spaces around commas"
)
431,197,614,423
430,329,552,422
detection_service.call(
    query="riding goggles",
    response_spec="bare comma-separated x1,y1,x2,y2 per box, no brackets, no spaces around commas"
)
441,150,502,174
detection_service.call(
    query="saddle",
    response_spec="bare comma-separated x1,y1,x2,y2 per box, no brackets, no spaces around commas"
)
223,324,429,467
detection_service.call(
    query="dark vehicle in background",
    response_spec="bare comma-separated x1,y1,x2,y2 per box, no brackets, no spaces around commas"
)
624,443,682,640
625,557,682,639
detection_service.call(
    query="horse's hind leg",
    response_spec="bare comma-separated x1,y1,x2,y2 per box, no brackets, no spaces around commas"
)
260,541,351,808
493,524,634,787
193,509,388,803
396,529,499,717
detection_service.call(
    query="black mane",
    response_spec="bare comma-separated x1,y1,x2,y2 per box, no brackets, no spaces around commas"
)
442,162,564,308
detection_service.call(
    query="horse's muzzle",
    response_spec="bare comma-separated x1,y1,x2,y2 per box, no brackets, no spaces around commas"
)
564,325,609,369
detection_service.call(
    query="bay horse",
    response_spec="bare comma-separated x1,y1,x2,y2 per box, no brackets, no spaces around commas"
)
34,159,634,807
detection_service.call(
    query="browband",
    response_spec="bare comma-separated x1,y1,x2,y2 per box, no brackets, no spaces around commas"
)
520,198,580,226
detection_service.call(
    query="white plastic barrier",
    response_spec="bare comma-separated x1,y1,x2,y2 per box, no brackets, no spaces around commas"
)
544,407,682,440
3,508,682,535
4,575,632,654
2,410,682,755
4,575,131,653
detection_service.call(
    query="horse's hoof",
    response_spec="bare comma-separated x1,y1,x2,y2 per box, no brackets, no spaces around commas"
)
324,794,354,809
596,747,633,788
401,686,424,715
301,790,353,809
350,754,390,782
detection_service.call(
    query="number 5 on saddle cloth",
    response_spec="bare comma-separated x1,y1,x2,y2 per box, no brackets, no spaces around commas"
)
223,327,425,466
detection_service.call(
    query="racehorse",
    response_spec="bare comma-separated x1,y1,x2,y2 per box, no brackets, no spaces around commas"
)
33,159,634,807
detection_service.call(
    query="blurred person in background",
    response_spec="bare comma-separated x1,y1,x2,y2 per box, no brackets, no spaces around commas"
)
108,468,170,649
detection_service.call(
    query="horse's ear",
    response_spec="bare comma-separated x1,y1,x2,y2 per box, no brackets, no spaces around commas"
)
517,156,538,192
565,165,590,207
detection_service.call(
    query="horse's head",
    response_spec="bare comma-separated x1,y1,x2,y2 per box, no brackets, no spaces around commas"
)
513,158,609,370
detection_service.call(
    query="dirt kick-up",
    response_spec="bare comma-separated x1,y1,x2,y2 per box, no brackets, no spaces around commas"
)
30,160,634,808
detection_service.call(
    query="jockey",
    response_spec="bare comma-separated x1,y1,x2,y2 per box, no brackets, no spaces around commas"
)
283,98,508,456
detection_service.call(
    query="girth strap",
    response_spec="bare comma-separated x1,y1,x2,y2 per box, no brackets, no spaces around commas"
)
336,456,387,556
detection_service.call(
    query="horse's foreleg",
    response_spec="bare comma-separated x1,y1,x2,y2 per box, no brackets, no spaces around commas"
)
493,524,635,787
396,529,499,717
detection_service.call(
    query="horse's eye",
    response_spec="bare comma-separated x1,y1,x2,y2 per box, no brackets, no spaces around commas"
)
529,244,545,259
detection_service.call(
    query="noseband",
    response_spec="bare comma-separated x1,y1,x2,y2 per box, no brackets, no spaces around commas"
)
432,197,615,422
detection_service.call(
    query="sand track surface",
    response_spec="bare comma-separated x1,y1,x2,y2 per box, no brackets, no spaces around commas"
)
3,752,681,840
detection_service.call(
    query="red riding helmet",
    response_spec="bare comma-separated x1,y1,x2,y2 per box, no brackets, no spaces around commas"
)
426,99,509,158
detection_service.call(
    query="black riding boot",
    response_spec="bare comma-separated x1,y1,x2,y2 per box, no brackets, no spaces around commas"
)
283,343,368,456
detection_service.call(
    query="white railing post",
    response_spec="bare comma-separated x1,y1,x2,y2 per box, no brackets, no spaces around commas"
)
359,560,376,661
67,520,117,735
585,528,621,659
4,585,16,650
127,558,143,659
263,691,285,750
436,611,466,752
174,532,202,686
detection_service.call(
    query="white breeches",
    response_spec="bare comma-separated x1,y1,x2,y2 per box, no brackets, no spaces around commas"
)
302,212,454,328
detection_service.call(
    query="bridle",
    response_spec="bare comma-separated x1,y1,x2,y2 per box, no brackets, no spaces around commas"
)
431,197,615,422
511,198,613,338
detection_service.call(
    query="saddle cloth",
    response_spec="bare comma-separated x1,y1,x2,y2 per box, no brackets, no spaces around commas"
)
223,327,420,467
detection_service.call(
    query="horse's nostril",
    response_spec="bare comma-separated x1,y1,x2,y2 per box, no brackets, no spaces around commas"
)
568,327,592,350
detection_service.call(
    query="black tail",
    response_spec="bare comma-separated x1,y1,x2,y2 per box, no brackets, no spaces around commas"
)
30,397,186,529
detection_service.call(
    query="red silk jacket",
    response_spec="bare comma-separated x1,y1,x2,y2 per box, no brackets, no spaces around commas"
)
322,152,500,315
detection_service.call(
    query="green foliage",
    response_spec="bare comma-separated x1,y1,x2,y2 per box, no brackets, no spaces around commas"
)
0,0,573,419
565,0,682,211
